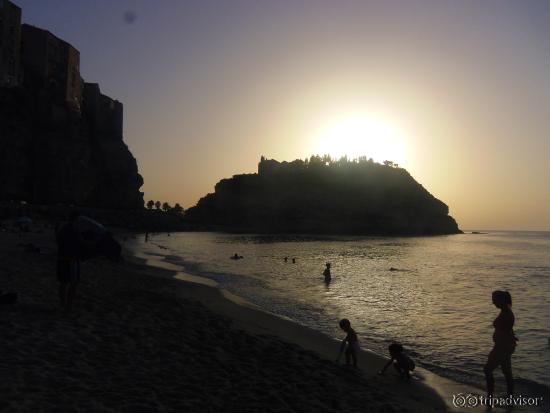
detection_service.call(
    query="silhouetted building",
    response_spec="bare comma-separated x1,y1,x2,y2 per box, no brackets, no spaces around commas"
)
83,82,123,140
21,24,82,111
0,0,21,87
258,157,281,175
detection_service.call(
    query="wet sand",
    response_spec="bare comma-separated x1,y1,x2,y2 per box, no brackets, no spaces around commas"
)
0,228,479,412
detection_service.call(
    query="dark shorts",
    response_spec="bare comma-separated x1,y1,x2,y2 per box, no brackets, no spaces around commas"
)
57,259,80,284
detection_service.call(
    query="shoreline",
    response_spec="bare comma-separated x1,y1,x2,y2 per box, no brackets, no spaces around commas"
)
128,238,486,412
0,226,486,411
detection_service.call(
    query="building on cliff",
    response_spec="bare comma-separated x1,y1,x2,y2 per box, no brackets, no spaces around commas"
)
0,0,21,87
0,2,144,209
83,83,123,140
20,24,82,111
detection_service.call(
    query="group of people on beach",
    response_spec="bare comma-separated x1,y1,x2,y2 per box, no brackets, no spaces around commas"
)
336,318,415,379
276,257,519,396
335,285,518,398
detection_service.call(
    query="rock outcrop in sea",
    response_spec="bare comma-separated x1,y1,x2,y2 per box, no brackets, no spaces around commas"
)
185,156,461,235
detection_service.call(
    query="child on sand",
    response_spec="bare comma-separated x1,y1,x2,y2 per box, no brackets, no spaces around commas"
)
378,343,415,380
336,319,360,367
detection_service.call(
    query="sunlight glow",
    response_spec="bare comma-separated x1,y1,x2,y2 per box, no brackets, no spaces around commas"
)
312,114,406,165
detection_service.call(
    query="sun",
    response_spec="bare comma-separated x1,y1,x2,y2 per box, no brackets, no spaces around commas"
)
312,114,406,165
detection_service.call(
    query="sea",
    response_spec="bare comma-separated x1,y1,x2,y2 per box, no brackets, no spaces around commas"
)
128,231,550,401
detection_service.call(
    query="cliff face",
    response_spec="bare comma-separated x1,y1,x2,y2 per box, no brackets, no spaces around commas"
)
185,157,461,235
0,84,144,209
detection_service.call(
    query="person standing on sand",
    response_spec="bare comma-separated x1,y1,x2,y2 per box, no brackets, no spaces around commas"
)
484,290,517,397
55,211,82,313
336,319,359,368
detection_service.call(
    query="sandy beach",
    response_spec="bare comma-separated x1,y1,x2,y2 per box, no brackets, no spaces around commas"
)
0,227,478,412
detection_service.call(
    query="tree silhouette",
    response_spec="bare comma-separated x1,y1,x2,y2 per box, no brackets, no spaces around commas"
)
146,200,154,210
155,201,161,210
173,203,184,214
162,202,171,212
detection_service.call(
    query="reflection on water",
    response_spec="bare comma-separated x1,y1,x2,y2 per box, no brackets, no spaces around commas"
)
131,231,550,396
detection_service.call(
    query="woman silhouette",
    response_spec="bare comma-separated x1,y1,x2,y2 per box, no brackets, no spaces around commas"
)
484,290,517,397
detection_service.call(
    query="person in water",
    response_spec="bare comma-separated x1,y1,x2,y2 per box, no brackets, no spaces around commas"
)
231,253,243,260
378,343,415,380
336,319,359,367
484,290,517,397
323,262,331,284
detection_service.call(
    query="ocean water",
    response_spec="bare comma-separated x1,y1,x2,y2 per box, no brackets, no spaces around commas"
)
129,231,550,399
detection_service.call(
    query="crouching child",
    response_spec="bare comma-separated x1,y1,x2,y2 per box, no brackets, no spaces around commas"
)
378,343,415,380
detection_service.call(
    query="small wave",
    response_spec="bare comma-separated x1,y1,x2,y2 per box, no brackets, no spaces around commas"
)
522,266,550,271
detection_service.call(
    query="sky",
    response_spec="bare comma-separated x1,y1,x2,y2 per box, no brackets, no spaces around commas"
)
15,0,550,231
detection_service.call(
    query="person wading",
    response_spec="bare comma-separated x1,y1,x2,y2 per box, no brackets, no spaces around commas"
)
484,290,518,397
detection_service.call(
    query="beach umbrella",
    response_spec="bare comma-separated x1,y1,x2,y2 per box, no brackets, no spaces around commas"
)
15,216,32,226
75,216,121,261
76,216,106,243
14,216,32,232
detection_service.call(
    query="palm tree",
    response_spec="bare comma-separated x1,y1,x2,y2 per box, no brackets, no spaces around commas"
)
146,200,154,210
173,203,184,214
162,202,171,212
155,201,161,210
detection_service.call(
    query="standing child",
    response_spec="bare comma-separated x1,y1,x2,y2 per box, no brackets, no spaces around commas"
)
336,319,360,367
378,343,415,380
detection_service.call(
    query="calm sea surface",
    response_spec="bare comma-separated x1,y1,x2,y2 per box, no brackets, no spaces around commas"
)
129,231,550,397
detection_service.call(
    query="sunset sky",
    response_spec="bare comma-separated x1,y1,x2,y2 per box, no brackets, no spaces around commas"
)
16,0,550,230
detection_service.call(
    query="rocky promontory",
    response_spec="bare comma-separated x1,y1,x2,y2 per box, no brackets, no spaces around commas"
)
185,156,461,235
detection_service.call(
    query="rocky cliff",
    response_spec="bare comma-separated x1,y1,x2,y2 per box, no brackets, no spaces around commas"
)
185,157,461,235
0,83,143,209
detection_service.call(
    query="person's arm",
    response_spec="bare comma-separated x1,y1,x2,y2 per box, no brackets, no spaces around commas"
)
378,358,394,374
340,332,350,352
336,336,348,361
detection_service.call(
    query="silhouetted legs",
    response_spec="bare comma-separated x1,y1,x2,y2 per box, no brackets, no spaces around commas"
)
345,347,357,368
484,347,514,396
393,361,411,380
59,281,78,313
500,355,514,396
